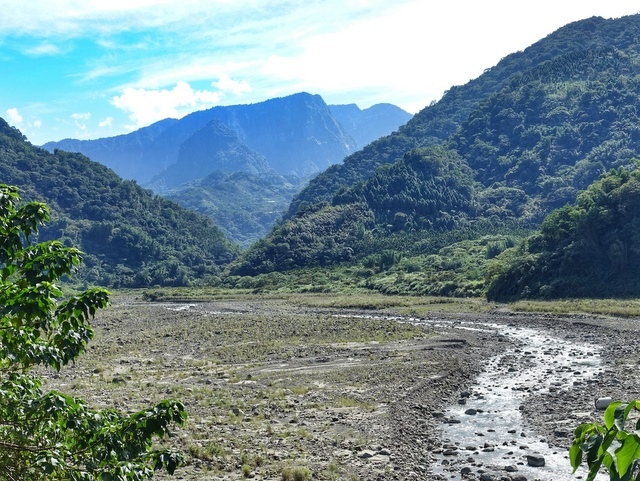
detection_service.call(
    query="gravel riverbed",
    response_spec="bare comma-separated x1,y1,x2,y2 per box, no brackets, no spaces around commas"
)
43,297,640,481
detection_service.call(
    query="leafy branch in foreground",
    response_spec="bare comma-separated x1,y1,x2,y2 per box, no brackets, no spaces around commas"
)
570,400,640,481
0,184,187,480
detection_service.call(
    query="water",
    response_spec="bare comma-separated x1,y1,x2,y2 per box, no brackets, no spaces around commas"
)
423,320,605,481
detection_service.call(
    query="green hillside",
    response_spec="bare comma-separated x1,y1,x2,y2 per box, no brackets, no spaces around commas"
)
487,164,640,301
235,14,640,291
0,119,238,287
286,15,640,218
230,146,480,276
164,171,304,247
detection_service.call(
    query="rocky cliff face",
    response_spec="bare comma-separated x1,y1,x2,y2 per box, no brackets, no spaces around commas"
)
146,120,272,192
43,92,391,183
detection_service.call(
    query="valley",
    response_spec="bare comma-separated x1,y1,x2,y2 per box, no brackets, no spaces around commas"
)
42,291,640,481
6,6,640,481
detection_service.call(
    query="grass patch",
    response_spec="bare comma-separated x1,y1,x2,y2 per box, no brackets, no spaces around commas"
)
333,396,376,411
281,466,311,481
511,298,640,317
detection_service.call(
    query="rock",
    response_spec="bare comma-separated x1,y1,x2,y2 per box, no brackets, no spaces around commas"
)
511,476,528,481
460,466,472,475
480,473,496,481
232,407,245,416
595,397,613,410
465,408,478,415
504,465,518,472
359,450,377,459
526,454,545,467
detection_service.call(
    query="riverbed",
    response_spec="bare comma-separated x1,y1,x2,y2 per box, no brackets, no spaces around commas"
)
42,295,640,480
426,320,607,480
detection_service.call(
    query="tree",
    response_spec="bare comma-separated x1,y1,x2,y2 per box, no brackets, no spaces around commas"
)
570,400,640,481
0,185,186,480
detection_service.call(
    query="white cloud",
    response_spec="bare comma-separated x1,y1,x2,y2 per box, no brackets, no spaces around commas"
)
6,108,23,126
99,116,113,128
212,74,251,96
24,43,62,56
72,112,91,131
110,81,224,129
71,112,91,120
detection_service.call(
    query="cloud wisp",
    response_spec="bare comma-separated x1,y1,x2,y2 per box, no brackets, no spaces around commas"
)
111,80,245,129
3,0,640,144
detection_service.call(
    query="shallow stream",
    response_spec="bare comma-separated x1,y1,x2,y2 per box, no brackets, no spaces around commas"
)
421,320,606,481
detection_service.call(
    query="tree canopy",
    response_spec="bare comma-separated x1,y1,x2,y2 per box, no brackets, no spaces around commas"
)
486,164,640,301
0,184,186,480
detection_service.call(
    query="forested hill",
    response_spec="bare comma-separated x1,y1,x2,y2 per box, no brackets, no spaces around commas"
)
285,14,640,218
233,14,640,277
487,165,640,301
0,119,238,287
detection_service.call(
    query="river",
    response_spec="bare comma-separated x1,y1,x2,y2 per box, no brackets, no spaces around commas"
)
423,320,607,481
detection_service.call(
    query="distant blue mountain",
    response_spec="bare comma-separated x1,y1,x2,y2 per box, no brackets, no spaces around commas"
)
329,103,412,148
43,92,411,184
42,92,412,245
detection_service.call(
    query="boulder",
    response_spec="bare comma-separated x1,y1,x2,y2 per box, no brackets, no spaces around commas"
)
595,397,613,410
526,454,545,467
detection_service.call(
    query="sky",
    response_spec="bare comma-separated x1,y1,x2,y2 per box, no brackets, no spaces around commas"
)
1,1,640,145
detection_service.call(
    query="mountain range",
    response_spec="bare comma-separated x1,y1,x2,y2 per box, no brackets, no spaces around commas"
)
6,14,640,298
232,14,640,280
43,93,411,245
43,93,412,183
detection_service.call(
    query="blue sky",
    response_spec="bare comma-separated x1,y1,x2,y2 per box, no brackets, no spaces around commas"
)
2,0,639,145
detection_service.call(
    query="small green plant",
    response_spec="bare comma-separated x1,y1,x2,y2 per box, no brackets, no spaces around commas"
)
570,400,640,480
281,466,311,481
323,460,340,480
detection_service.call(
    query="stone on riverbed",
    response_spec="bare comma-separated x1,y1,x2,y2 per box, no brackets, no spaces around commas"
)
595,397,613,410
526,454,545,467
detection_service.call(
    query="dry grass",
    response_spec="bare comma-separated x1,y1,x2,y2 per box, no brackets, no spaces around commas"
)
510,298,640,317
41,291,444,481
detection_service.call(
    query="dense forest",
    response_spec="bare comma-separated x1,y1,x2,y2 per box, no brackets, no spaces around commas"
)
230,14,640,301
0,119,238,288
487,164,640,301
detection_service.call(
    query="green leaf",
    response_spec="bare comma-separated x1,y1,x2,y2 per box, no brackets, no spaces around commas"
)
570,441,583,471
605,401,625,430
584,432,604,465
615,435,640,478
